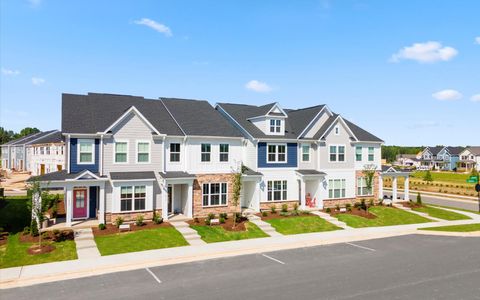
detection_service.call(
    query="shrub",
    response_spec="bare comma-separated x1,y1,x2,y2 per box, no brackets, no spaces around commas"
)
153,212,163,224
98,223,106,230
291,209,300,216
219,217,225,224
270,205,277,214
207,213,216,220
369,199,374,207
219,212,228,219
416,192,422,205
335,204,340,211
205,218,211,226
360,199,367,211
353,202,361,208
23,226,31,235
293,203,299,211
280,211,289,217
281,204,288,213
345,203,351,209
30,219,39,236
135,215,144,226
262,211,268,217
234,212,243,223
326,207,331,213
114,217,124,228
423,170,433,182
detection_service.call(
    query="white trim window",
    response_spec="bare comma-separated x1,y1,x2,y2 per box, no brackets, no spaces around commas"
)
170,143,181,162
137,141,150,163
120,185,146,212
201,143,211,162
202,182,227,206
368,147,374,162
357,177,372,196
219,144,229,162
115,142,128,163
355,146,362,162
301,144,310,162
269,119,282,133
267,144,287,163
78,139,94,164
328,179,346,198
267,180,288,201
329,145,345,162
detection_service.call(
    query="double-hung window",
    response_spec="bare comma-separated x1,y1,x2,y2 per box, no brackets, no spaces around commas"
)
329,145,345,162
115,142,128,163
269,119,281,133
78,139,94,164
120,185,146,212
368,147,374,161
202,183,227,206
267,180,288,201
170,143,180,162
219,144,229,162
201,143,211,162
301,144,310,162
357,177,372,196
137,142,150,163
46,147,50,155
328,179,346,198
267,144,286,163
356,146,362,161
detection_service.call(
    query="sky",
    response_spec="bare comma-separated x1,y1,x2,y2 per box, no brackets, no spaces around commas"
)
0,0,479,146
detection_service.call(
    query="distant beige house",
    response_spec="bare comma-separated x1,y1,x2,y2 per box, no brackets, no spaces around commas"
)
458,147,480,171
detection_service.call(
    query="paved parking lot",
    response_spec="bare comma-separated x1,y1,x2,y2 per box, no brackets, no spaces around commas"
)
3,234,480,300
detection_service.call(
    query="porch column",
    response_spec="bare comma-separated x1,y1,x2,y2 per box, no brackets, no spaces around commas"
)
392,176,398,202
404,176,409,201
256,179,261,212
161,181,168,220
65,186,73,227
99,183,105,224
300,179,306,209
186,182,193,218
378,175,384,200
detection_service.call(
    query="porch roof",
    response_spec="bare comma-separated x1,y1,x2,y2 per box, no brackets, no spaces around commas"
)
159,171,195,180
28,170,104,182
295,169,326,176
110,171,156,181
242,166,263,176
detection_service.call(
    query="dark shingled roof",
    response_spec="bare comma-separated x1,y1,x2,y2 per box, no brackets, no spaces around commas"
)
242,166,263,176
6,132,45,146
26,130,63,145
62,93,184,135
161,98,243,137
427,146,444,156
343,118,383,142
312,114,339,140
159,171,196,179
110,171,156,181
445,146,465,155
295,169,326,176
466,146,480,156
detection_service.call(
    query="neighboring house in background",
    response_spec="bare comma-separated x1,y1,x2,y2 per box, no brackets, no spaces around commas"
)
26,130,65,176
394,154,421,168
1,130,59,172
32,92,383,226
458,147,480,171
419,146,464,171
419,146,445,170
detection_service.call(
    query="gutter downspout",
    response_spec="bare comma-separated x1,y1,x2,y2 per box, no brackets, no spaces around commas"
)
66,135,70,173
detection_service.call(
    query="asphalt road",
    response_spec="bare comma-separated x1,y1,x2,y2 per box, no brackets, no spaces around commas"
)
3,235,480,300
385,190,480,212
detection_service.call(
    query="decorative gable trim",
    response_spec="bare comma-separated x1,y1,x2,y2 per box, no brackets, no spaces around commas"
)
66,170,103,181
100,106,164,136
296,105,333,139
266,102,288,117
317,115,358,141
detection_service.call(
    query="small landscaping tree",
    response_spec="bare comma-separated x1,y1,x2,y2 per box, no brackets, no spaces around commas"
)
423,170,433,182
362,164,377,197
416,192,422,205
26,177,53,251
231,171,242,229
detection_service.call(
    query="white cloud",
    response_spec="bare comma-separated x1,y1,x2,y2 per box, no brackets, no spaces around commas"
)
134,18,172,37
1,68,20,76
432,89,462,101
245,80,272,93
390,41,458,63
475,37,480,45
31,77,45,86
471,94,480,102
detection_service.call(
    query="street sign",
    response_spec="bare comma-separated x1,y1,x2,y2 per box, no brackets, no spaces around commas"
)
466,179,477,183
469,176,478,181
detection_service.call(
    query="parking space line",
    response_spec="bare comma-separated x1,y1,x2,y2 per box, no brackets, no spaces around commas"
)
345,242,376,252
145,268,162,284
262,253,285,265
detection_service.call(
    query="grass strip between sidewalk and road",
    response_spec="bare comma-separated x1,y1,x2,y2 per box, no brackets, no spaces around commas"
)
191,222,268,243
94,227,189,256
412,205,471,221
0,234,77,269
428,204,480,215
335,206,432,228
420,223,480,232
265,216,342,235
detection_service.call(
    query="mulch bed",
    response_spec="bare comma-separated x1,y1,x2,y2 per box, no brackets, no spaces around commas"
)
0,233,8,246
92,221,172,237
400,202,423,209
188,217,248,232
27,244,56,255
19,229,74,243
257,211,313,221
327,207,377,219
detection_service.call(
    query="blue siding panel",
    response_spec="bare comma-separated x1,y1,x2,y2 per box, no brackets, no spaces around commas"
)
258,142,297,168
70,138,99,173
89,186,97,218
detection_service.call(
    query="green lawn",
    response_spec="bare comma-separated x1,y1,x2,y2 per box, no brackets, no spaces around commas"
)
94,227,188,256
265,216,341,235
421,223,480,232
191,222,268,243
429,204,480,215
0,197,31,233
410,171,474,185
0,234,77,269
335,206,432,228
412,206,471,221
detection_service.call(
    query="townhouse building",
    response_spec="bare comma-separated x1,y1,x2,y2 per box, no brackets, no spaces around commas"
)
419,146,464,171
458,147,480,171
26,131,65,175
34,93,383,226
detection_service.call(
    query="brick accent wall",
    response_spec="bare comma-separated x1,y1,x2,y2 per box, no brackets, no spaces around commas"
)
355,170,380,201
259,200,300,211
323,198,357,208
106,209,162,223
193,173,239,218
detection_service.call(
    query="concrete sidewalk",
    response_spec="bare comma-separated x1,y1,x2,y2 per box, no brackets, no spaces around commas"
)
2,208,479,290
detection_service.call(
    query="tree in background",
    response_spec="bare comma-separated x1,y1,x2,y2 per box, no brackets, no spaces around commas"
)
423,170,433,182
381,145,425,163
16,127,40,139
0,127,16,144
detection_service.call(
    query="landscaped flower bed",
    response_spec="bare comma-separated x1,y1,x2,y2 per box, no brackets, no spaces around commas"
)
92,221,171,236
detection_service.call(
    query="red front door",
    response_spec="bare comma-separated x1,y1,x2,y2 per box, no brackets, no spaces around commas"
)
73,189,87,219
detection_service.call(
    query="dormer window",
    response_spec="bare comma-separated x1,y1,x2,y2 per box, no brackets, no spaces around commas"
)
270,119,282,133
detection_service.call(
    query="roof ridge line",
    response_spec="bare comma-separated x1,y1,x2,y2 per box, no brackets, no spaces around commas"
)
159,99,187,136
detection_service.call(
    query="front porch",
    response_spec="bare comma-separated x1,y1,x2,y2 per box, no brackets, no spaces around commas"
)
159,171,195,220
296,169,326,210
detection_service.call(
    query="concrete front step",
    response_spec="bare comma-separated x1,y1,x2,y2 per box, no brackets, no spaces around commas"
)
170,221,206,245
247,218,282,237
310,211,351,229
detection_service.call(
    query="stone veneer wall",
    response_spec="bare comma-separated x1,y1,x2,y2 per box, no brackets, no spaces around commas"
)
105,209,162,223
259,200,300,211
193,173,239,218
